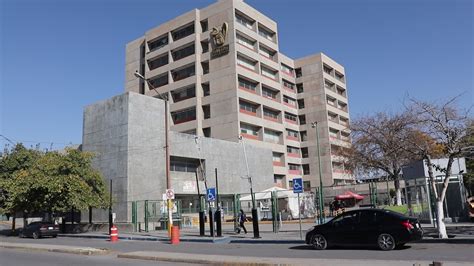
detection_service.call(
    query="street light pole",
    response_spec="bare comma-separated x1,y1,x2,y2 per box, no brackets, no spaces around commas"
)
134,71,172,237
311,122,324,224
239,136,260,238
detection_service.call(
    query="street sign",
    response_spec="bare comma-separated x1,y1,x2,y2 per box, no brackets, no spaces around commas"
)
207,188,216,202
293,178,303,193
165,189,175,200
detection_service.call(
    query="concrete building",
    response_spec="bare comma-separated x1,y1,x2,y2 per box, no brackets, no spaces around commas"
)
82,92,274,222
125,0,353,189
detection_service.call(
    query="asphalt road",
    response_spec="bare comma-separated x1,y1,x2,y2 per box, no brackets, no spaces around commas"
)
1,235,473,263
0,248,201,266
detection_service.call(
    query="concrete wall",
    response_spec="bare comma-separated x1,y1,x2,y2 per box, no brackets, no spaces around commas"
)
82,92,274,222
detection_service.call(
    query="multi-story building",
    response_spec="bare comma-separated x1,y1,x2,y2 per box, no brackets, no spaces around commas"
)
125,0,353,189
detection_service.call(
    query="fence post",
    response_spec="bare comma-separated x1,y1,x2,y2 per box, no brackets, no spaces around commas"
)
144,200,149,232
132,201,137,232
271,191,278,233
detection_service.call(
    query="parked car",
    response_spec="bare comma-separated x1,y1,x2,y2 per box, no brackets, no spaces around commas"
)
305,208,423,251
19,221,59,239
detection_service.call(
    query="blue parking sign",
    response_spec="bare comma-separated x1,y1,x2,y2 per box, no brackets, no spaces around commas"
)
293,178,303,193
207,188,216,202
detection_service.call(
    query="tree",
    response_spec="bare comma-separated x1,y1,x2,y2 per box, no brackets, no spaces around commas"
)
0,144,41,232
348,112,418,205
1,146,109,231
461,122,474,195
408,97,471,238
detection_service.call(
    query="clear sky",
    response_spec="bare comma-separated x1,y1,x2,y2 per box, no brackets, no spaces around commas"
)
1,0,472,150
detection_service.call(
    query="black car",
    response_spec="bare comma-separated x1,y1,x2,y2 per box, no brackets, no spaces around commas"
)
19,221,60,239
305,208,423,251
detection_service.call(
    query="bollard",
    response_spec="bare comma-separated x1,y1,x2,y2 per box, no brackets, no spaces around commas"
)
171,226,180,245
110,225,118,242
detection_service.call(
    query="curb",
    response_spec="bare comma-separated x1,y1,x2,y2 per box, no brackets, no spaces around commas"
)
0,243,109,256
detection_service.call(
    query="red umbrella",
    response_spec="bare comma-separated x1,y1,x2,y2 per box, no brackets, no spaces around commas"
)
335,191,364,200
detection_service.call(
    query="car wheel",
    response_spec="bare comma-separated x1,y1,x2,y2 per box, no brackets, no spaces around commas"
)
32,232,40,239
19,232,24,238
311,234,328,250
377,233,395,251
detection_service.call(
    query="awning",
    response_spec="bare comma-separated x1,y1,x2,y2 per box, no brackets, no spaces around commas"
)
335,191,364,200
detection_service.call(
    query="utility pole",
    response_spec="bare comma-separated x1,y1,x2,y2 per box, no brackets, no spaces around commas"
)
215,168,222,237
134,71,172,237
239,136,260,238
108,179,113,234
311,122,324,225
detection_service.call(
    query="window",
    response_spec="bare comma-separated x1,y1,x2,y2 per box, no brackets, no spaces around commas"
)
202,83,210,96
172,44,195,61
272,152,282,162
301,147,308,158
327,96,336,106
284,112,297,123
335,71,345,83
200,19,208,32
262,86,278,99
236,33,255,50
263,108,279,120
259,45,275,59
287,146,299,154
288,164,300,170
258,26,275,41
303,164,310,175
171,85,195,102
238,77,257,92
328,112,338,123
338,101,347,111
324,80,335,91
236,11,254,29
201,61,209,75
203,127,211,137
148,54,168,70
237,54,257,71
171,107,196,124
332,161,344,172
300,131,308,141
172,64,195,81
337,86,346,97
295,68,302,78
299,115,306,125
281,64,294,76
297,99,305,109
203,105,210,119
172,23,195,41
239,100,258,114
323,64,333,76
283,96,296,107
341,131,350,142
261,66,277,80
149,73,168,88
148,35,168,52
201,40,209,53
329,128,339,139
340,117,349,127
296,83,304,93
282,80,295,91
264,129,280,143
287,129,299,139
240,123,259,136
170,156,200,173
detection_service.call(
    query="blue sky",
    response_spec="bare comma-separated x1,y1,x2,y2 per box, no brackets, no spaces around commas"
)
1,0,472,150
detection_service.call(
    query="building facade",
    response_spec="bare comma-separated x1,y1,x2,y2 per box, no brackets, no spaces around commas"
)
125,0,353,189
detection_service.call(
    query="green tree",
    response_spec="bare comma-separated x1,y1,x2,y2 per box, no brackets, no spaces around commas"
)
1,146,108,232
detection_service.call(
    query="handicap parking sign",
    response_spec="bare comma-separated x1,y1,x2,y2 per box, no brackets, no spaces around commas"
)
207,188,216,202
293,178,303,193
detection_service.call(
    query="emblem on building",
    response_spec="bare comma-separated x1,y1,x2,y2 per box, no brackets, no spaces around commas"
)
210,22,229,59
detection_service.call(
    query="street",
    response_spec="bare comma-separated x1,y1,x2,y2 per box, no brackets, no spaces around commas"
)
0,248,199,266
1,235,473,263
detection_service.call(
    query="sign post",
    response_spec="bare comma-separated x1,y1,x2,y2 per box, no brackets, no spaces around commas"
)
293,178,303,240
165,189,175,234
207,188,216,237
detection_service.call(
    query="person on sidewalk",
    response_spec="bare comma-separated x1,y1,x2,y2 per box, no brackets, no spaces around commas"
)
237,209,247,234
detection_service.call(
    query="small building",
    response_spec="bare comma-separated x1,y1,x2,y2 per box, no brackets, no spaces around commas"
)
403,158,468,222
82,92,274,223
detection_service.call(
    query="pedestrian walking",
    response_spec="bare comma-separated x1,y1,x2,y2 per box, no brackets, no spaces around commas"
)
237,209,247,234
